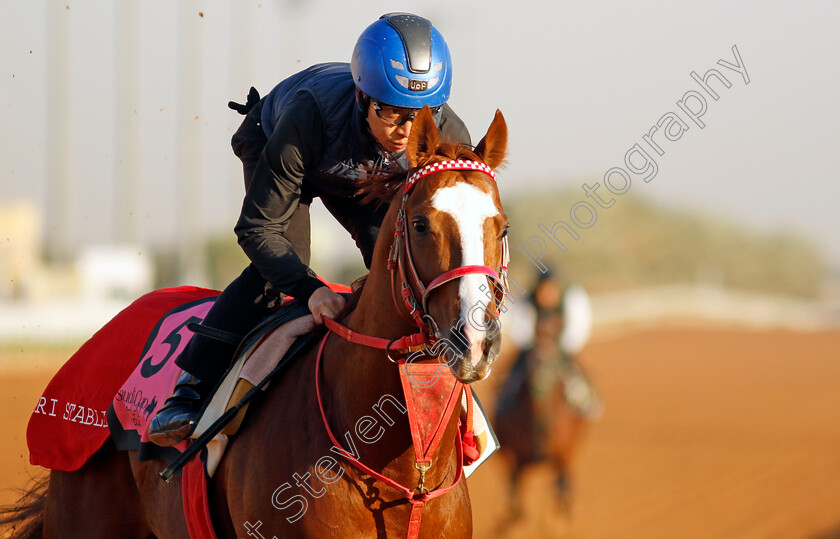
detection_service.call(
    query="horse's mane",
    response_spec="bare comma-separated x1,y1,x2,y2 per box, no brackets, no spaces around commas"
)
334,273,368,323
357,141,482,206
339,141,482,321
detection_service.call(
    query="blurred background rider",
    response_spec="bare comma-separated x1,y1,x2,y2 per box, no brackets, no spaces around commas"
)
149,13,471,446
502,268,603,420
495,268,603,518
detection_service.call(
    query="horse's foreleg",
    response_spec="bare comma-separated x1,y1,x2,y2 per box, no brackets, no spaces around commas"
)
44,439,153,538
553,472,573,517
547,404,588,518
507,464,525,521
493,455,525,537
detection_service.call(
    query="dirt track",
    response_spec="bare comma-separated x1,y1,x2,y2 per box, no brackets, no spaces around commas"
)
2,327,840,538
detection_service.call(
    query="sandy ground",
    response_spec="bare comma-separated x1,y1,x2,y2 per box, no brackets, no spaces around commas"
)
470,327,840,539
2,327,839,538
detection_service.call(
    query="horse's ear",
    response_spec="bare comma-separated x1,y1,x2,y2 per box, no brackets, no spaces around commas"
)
406,106,439,168
474,109,507,170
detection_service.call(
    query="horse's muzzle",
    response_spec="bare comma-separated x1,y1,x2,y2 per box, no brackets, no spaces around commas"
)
446,324,501,384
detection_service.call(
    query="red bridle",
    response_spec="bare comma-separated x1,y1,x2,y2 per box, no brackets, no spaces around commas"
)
387,159,511,337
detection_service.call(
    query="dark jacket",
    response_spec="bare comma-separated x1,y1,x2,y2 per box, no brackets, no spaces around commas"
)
233,63,471,301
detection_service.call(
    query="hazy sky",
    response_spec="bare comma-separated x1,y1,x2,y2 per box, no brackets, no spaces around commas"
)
2,0,839,270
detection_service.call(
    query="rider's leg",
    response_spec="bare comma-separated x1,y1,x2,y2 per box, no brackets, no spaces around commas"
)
148,201,313,447
148,264,275,446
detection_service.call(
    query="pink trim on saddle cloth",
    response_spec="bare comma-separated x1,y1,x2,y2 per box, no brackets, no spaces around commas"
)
111,296,217,446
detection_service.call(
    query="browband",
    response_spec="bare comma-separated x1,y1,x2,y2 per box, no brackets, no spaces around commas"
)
404,160,496,194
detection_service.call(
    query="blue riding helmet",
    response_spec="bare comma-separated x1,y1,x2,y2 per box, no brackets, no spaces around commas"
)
351,13,453,109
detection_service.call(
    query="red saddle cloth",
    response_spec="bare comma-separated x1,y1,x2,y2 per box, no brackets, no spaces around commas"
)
26,286,220,471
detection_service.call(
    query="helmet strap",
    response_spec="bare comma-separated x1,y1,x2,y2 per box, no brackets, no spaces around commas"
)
356,89,371,118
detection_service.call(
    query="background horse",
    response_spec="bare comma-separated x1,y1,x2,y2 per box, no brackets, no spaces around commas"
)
494,272,602,529
1,106,509,538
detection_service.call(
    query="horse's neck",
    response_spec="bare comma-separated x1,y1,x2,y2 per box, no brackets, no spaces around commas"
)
321,268,415,426
319,267,461,485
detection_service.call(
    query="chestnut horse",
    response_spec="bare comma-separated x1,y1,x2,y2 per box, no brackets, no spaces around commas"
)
2,106,509,538
494,281,601,526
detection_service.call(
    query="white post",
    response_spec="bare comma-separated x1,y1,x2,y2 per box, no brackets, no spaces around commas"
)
176,1,207,285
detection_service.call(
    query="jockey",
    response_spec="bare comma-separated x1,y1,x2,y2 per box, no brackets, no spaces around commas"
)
148,13,471,446
500,269,603,419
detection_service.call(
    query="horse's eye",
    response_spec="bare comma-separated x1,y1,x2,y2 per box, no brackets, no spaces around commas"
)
500,225,510,239
412,220,428,234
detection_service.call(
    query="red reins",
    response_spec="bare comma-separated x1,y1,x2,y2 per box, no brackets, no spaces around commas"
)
322,317,430,356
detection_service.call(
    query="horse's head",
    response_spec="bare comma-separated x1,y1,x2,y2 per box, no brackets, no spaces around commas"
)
396,106,509,384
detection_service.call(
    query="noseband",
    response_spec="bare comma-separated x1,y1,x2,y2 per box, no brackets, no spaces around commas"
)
387,159,511,338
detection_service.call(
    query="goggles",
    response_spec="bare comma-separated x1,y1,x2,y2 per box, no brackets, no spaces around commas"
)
372,100,441,127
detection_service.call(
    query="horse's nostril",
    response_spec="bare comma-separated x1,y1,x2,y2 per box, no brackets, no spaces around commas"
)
484,330,502,362
450,324,470,356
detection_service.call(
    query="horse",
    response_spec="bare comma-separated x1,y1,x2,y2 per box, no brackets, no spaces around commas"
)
1,105,510,538
494,278,601,528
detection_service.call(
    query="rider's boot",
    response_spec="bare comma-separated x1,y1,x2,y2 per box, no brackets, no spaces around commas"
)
147,370,210,447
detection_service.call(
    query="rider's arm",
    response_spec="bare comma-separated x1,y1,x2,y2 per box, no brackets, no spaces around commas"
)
234,92,328,302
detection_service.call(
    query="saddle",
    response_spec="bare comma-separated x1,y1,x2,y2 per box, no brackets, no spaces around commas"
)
187,298,319,475
108,286,343,474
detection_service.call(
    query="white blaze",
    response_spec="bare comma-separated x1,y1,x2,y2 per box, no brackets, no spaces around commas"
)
430,182,499,366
